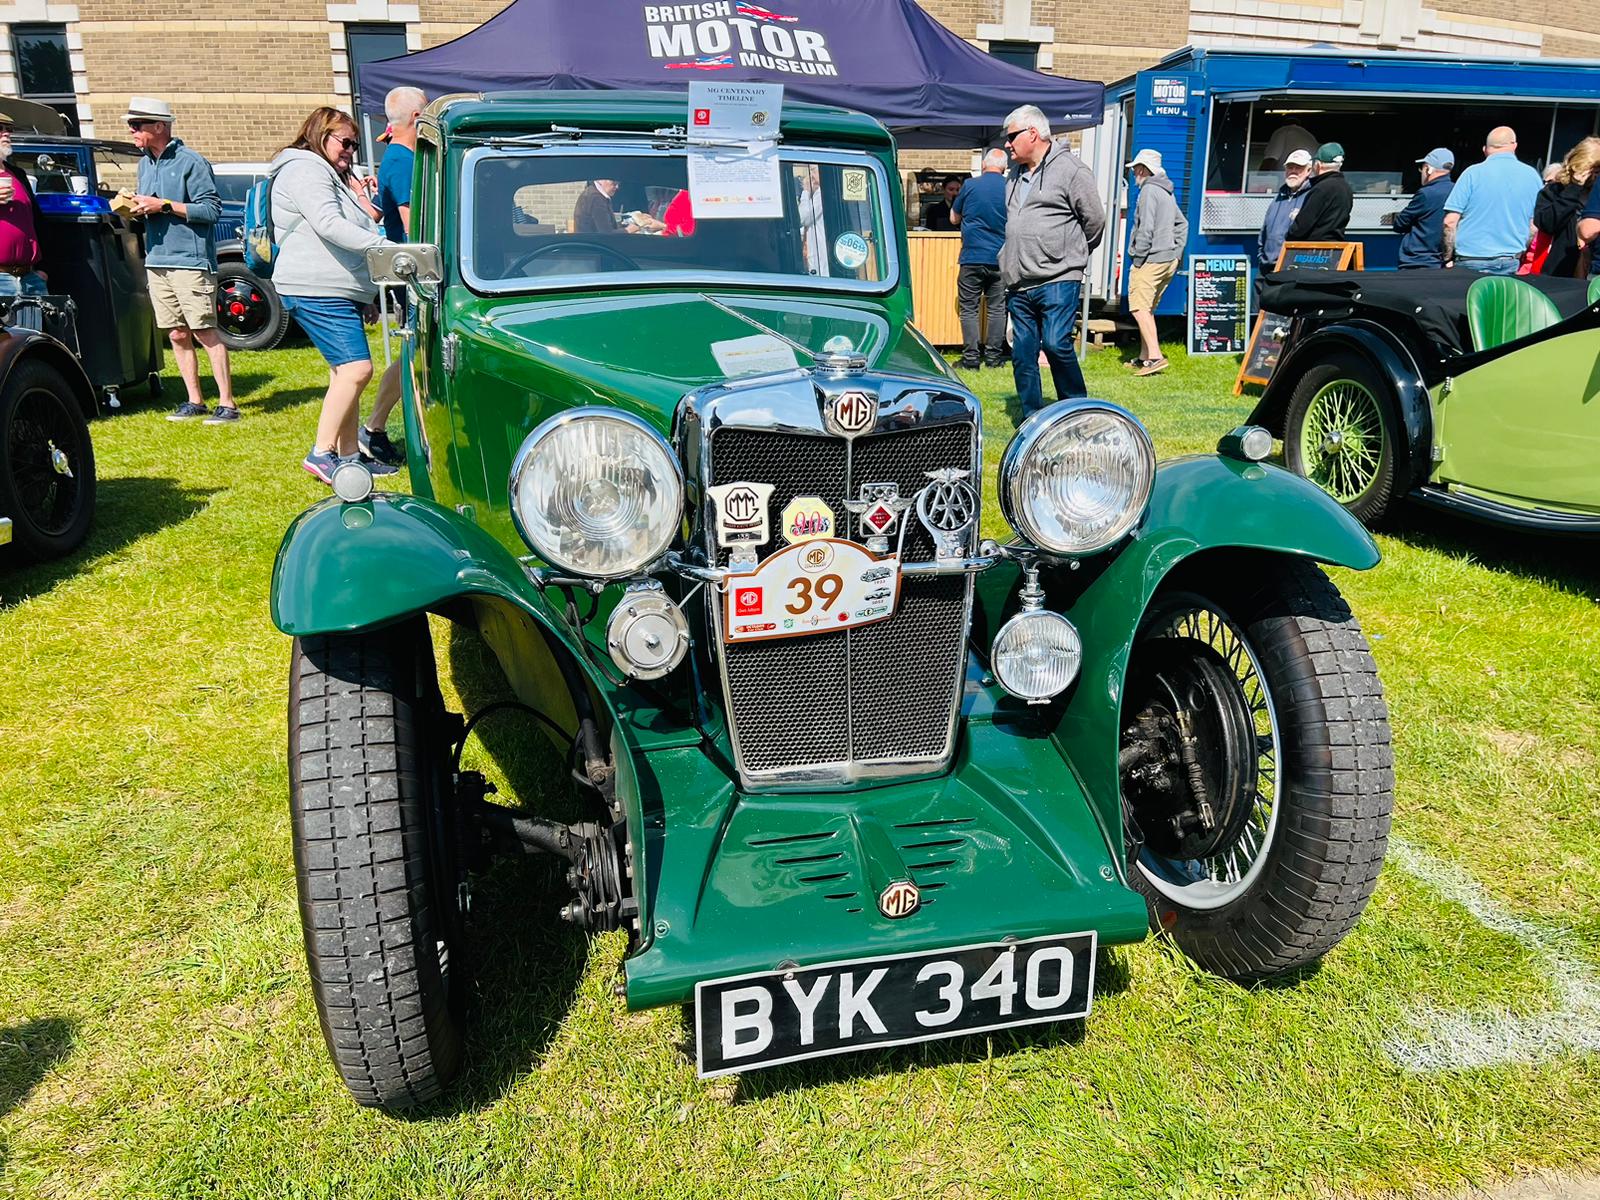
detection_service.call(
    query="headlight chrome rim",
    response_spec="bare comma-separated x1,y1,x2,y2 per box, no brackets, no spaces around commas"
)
508,407,684,580
990,609,1083,703
998,400,1156,556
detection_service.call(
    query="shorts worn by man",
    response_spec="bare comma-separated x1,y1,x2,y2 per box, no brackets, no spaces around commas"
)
952,150,1008,369
0,110,48,328
127,96,236,423
998,106,1106,416
1444,127,1542,276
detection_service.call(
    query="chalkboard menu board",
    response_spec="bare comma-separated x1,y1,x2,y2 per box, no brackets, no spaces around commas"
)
1233,241,1364,393
1239,311,1292,385
1187,255,1251,355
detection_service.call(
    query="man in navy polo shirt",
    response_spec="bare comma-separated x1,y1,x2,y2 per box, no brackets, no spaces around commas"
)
952,149,1008,369
1578,184,1600,278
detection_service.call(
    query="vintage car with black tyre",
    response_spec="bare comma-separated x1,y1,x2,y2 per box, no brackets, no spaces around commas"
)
212,166,293,352
270,93,1395,1109
1252,270,1600,533
0,309,98,560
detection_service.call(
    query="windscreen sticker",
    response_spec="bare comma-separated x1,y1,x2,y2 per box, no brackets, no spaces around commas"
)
833,232,869,270
841,169,868,202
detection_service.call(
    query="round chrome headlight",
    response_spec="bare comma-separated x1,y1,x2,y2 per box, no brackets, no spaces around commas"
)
999,401,1155,555
509,409,683,579
991,610,1083,702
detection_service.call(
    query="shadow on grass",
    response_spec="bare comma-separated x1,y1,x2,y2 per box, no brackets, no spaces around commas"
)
723,947,1136,1100
409,621,589,1117
0,1017,76,1179
0,476,222,610
249,386,329,418
1386,502,1600,602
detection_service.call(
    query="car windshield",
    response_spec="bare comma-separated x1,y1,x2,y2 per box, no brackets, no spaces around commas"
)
213,173,258,203
461,147,892,293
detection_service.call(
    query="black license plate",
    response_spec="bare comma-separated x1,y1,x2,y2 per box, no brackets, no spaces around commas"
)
694,933,1096,1077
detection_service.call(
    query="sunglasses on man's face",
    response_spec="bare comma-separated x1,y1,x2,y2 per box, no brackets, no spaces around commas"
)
1003,129,1026,144
127,120,158,130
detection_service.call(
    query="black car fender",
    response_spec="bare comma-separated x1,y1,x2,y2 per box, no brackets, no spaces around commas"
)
0,325,98,418
1248,319,1434,494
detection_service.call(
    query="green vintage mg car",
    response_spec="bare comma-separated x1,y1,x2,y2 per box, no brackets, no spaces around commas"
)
270,94,1394,1108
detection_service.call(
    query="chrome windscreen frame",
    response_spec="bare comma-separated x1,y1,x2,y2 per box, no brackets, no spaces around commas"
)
673,369,984,792
457,144,900,298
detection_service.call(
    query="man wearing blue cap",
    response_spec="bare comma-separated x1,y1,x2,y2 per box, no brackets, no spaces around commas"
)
1383,148,1454,269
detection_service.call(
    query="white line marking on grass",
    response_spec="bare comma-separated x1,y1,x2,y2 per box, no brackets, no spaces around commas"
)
1386,836,1600,1072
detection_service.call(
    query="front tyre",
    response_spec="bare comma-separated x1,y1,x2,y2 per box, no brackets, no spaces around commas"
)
215,262,291,352
1119,560,1392,982
0,358,95,561
1284,353,1397,526
289,618,464,1110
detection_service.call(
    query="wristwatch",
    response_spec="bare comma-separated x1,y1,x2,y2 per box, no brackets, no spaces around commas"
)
161,200,173,214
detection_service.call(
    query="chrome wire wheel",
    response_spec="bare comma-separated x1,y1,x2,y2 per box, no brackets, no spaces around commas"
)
1297,378,1384,505
1122,600,1282,912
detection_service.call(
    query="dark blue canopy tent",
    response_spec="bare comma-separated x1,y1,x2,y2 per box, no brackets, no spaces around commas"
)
359,0,1103,148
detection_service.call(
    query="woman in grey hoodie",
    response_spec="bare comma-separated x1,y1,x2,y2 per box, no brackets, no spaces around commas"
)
269,107,394,484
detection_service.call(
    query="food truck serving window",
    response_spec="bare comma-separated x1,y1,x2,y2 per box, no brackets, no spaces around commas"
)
1200,94,1599,233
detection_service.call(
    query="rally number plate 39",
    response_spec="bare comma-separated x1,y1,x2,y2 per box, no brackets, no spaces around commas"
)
723,539,900,643
695,933,1096,1077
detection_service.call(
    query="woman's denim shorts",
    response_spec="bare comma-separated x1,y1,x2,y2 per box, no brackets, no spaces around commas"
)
281,295,371,368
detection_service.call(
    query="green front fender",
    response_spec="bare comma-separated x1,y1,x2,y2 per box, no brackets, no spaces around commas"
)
983,454,1381,848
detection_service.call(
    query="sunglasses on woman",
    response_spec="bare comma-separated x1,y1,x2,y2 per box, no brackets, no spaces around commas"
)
327,134,359,152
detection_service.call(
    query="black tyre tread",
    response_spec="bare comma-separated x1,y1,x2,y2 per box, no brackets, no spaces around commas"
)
0,357,96,561
1283,354,1397,526
1136,561,1393,982
289,623,461,1110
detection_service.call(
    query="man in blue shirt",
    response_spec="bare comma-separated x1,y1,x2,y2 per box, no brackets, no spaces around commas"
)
1443,127,1542,275
1578,185,1600,277
1384,147,1454,269
126,95,237,423
361,85,427,466
951,149,1008,369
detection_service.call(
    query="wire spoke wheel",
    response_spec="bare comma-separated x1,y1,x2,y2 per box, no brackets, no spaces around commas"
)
1299,379,1383,504
1122,601,1281,911
7,383,84,538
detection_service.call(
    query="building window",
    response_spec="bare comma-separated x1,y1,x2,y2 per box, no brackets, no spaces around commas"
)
10,24,78,134
345,23,409,163
988,41,1039,71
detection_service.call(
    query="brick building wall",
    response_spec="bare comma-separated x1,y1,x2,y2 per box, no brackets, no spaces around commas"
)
0,0,1593,161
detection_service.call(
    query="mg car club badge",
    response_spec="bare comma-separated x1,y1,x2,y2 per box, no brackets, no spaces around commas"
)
845,482,910,554
827,389,876,437
707,481,775,548
878,880,920,919
781,496,835,544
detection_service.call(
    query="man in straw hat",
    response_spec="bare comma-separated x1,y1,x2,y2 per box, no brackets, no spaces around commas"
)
125,95,237,423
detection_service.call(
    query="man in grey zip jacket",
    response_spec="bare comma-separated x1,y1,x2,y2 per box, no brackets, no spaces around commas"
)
999,105,1105,415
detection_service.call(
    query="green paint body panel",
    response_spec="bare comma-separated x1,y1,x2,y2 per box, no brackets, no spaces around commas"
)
270,94,1384,1013
1434,327,1600,514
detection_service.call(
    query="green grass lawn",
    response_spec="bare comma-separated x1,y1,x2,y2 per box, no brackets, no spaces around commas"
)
2,337,1598,1199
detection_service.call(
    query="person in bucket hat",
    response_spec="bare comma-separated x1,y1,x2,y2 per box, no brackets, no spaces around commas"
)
1123,149,1187,376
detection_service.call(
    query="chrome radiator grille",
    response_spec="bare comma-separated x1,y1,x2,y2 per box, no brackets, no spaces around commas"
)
707,418,976,783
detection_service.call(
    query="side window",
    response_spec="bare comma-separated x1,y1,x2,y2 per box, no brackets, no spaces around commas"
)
412,133,438,245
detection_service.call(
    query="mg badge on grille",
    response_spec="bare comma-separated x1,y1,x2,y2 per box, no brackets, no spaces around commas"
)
708,481,776,549
828,389,876,437
879,880,921,919
781,495,835,544
845,482,910,554
916,468,978,562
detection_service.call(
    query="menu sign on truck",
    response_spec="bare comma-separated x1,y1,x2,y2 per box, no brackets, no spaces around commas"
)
1187,255,1251,355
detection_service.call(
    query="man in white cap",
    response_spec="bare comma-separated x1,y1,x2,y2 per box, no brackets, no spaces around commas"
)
1123,148,1187,376
1383,148,1454,269
1257,148,1312,286
125,96,236,423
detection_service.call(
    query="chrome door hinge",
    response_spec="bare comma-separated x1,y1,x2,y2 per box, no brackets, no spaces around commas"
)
441,332,459,375
1431,443,1445,462
1440,376,1453,397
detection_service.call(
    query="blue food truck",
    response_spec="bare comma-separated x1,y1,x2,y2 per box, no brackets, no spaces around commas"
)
1080,46,1600,317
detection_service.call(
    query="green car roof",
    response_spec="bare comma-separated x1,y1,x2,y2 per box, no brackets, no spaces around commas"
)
431,89,895,147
